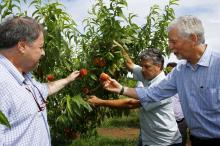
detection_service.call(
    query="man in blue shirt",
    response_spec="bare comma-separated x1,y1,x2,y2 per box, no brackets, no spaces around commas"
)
0,16,80,146
102,15,220,146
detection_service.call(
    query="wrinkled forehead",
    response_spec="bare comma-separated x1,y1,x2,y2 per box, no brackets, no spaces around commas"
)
168,27,179,37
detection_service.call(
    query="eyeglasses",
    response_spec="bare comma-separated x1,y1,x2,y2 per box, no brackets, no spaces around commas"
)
24,82,47,112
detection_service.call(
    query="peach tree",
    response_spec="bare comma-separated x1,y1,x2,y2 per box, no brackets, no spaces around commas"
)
73,0,178,139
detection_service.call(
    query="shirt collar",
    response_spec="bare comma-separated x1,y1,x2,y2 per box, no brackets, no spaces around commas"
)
148,71,165,85
0,54,31,85
186,45,212,67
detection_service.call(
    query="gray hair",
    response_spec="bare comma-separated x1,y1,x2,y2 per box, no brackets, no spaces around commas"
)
138,48,164,70
0,16,43,49
167,15,205,44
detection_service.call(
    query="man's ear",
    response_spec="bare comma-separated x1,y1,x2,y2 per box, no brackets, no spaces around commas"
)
17,41,26,54
155,63,163,70
190,33,198,44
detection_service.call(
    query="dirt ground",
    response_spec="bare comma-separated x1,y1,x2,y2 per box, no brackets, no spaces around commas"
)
97,127,139,139
97,128,191,146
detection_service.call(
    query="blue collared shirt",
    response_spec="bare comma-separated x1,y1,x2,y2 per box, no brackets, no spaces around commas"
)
0,55,51,146
136,47,220,138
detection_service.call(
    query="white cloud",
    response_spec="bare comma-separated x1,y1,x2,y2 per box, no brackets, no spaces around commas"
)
60,0,92,27
61,0,220,50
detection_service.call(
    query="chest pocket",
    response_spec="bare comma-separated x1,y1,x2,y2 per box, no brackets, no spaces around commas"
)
199,87,220,111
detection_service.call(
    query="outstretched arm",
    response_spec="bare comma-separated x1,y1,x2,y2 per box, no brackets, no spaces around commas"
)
88,95,140,108
102,78,139,99
102,73,178,103
47,71,80,96
113,40,134,72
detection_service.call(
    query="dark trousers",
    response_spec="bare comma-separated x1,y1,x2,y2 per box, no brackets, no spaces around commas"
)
190,135,220,146
177,118,187,146
144,143,182,146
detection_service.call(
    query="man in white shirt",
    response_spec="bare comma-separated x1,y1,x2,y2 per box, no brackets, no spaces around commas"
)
88,48,182,146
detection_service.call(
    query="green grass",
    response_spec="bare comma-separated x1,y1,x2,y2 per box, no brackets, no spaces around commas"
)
57,105,140,146
70,136,137,146
101,109,140,128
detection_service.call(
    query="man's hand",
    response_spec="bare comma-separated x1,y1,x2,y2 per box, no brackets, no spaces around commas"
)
87,95,103,106
101,78,139,99
66,71,80,82
47,70,80,96
102,78,123,94
87,95,140,108
113,40,134,71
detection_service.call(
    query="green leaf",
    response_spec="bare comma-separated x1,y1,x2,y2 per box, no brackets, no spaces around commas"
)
105,52,114,60
90,74,98,81
0,111,10,128
71,102,81,117
55,114,68,126
66,95,73,116
73,95,92,112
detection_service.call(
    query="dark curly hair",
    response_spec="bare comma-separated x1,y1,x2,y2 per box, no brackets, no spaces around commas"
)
138,48,164,70
0,16,43,49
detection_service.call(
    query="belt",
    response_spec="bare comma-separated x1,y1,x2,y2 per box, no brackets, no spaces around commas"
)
176,118,184,123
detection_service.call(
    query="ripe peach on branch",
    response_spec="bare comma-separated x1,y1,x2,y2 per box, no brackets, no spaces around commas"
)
79,68,88,77
99,72,110,81
47,74,55,81
93,57,106,67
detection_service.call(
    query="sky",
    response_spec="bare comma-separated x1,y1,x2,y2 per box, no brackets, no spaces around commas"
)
59,0,220,52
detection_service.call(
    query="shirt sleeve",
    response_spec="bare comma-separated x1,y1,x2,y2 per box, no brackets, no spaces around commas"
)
136,68,178,103
132,64,144,81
